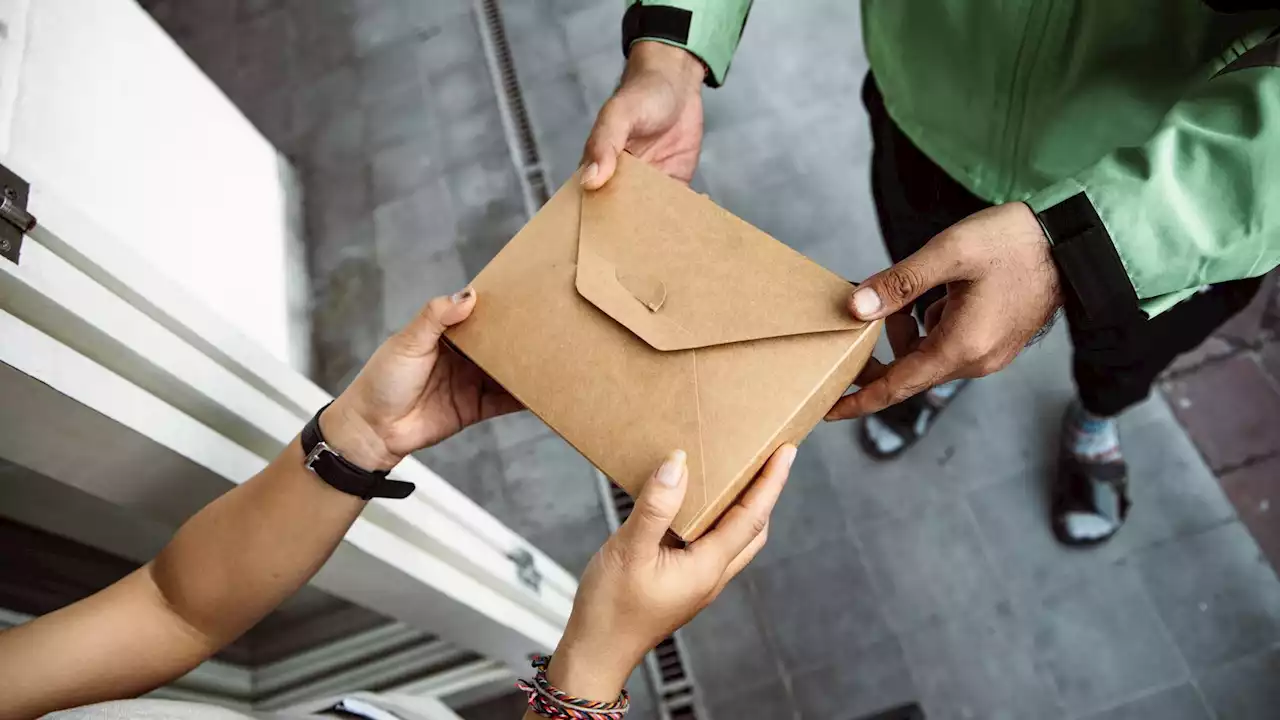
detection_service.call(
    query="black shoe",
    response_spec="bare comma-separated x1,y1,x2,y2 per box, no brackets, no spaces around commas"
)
857,380,970,460
1051,443,1131,547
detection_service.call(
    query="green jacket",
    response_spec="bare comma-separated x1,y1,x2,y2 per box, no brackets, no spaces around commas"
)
620,0,1280,323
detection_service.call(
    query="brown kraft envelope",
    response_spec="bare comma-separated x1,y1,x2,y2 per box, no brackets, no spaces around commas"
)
447,153,883,541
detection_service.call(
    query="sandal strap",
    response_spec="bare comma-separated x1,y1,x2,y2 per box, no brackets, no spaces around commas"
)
1054,456,1131,523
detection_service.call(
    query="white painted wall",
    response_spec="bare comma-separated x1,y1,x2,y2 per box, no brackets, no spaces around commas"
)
0,0,309,370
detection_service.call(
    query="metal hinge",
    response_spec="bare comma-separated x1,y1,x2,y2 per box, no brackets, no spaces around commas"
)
0,163,35,264
508,548,542,593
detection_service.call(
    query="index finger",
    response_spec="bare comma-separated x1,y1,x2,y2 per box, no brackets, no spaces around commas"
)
825,347,953,420
689,445,796,567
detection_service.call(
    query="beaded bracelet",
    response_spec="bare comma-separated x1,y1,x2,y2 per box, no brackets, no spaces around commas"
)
516,654,630,719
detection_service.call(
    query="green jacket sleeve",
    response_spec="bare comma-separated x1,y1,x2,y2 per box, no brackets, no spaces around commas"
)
1026,30,1280,323
622,0,753,87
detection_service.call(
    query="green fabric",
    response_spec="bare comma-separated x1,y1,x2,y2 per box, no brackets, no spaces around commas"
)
1026,62,1280,316
625,0,752,86
629,0,1280,315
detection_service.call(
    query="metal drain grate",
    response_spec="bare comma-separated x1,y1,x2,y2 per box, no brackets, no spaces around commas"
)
472,0,552,217
597,472,709,720
476,1,707,714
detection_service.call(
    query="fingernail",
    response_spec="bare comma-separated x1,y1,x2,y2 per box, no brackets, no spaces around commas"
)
656,449,686,487
580,162,599,187
852,287,882,318
779,444,798,469
451,287,473,304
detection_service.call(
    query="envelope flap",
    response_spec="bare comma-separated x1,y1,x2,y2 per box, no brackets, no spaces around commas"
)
576,154,862,352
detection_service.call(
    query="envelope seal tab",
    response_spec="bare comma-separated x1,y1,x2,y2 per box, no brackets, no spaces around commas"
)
616,269,667,313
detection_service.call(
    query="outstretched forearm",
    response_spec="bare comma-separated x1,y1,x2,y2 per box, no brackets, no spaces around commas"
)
0,414,377,719
0,288,511,719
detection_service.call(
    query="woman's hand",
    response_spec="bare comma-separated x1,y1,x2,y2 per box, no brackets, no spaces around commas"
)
543,446,797,702
322,289,521,470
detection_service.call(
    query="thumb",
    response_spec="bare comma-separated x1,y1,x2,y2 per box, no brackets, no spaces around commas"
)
398,287,476,355
615,450,689,556
581,96,637,190
850,236,967,321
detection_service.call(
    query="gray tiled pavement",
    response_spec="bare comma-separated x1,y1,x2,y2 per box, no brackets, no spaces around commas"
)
141,1,1280,718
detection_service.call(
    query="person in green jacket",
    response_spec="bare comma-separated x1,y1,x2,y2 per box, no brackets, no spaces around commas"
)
581,0,1280,545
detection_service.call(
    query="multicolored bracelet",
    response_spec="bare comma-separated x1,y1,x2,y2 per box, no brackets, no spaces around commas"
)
516,655,631,719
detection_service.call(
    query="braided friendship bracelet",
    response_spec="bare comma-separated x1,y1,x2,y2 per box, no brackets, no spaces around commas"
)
516,655,630,719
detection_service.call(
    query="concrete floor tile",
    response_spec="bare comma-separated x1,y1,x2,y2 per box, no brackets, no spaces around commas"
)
498,435,603,537
456,210,526,279
379,248,468,332
680,582,781,705
1262,340,1280,385
1136,522,1280,671
418,442,508,513
445,154,524,226
304,163,371,242
790,636,919,720
1215,271,1276,346
501,1,573,82
308,254,385,392
144,0,236,46
753,445,854,565
1196,644,1280,720
429,61,499,121
523,72,590,147
1027,563,1188,717
292,64,359,140
307,108,367,169
432,102,509,171
292,3,358,81
1075,683,1211,720
539,116,595,191
526,511,609,578
352,0,437,58
807,419,951,527
372,178,459,262
307,215,376,290
563,1,620,62
364,83,437,153
573,51,625,115
703,681,796,720
1163,355,1280,472
800,236,888,291
417,13,486,80
900,602,1066,720
370,139,439,207
857,500,1007,634
1221,455,1280,578
487,411,555,452
358,36,427,106
923,373,1055,494
415,422,498,467
234,6,296,96
746,538,892,674
969,417,1235,598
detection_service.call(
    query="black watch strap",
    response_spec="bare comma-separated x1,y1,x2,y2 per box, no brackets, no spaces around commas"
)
301,403,415,500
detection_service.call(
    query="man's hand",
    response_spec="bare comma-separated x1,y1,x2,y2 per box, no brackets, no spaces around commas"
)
323,289,521,470
581,41,706,189
827,202,1062,420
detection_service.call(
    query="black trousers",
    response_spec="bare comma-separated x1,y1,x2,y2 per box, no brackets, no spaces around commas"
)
862,77,1263,417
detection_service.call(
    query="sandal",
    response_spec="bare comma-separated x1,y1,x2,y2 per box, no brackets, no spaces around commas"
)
857,380,970,460
1051,454,1131,547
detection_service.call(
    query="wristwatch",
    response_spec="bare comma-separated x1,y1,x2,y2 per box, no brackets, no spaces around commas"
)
301,403,416,500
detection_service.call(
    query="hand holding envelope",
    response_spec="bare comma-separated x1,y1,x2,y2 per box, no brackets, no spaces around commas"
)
447,154,883,541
